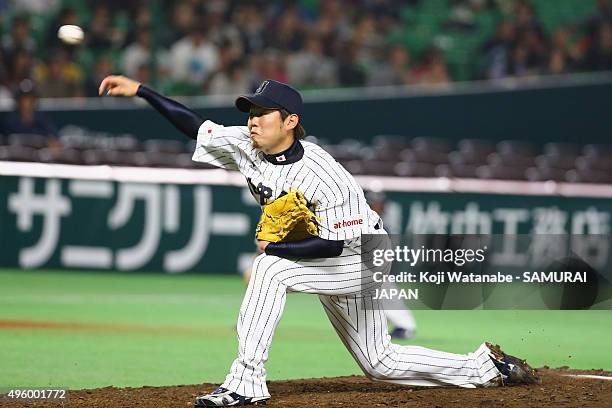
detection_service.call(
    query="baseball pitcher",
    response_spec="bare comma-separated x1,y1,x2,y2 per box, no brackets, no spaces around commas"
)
98,76,539,407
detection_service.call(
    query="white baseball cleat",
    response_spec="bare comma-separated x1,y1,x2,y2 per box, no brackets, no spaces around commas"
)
194,387,269,407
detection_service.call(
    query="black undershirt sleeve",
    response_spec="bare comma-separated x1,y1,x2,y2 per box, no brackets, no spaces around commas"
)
265,237,344,259
136,85,204,140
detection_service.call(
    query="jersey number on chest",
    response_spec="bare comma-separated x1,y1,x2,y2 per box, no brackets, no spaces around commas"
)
247,178,274,205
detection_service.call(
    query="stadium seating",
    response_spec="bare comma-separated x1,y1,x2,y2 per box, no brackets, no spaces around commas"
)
0,0,602,96
3,124,612,184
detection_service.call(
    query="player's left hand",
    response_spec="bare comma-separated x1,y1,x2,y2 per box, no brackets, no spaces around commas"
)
256,240,270,253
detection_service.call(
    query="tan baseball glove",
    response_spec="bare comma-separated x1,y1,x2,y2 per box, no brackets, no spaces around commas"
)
256,190,318,242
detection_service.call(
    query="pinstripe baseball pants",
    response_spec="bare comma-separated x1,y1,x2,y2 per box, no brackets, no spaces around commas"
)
221,241,500,398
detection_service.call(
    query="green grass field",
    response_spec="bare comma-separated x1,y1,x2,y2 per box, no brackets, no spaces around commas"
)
0,269,610,390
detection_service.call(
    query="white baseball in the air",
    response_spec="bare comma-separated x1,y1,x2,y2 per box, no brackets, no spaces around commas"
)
58,25,84,45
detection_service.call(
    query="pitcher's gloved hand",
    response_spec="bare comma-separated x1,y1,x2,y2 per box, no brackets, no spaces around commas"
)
255,190,318,243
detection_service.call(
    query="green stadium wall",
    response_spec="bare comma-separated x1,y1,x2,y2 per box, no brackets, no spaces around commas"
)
35,81,612,145
2,175,612,274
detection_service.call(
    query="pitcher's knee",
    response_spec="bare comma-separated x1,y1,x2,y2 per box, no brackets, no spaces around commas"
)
361,358,396,380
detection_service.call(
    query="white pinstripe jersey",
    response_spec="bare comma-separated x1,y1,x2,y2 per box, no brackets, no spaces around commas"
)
192,120,383,243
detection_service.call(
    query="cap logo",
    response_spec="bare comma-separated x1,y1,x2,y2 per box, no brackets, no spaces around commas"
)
256,80,269,94
276,155,286,162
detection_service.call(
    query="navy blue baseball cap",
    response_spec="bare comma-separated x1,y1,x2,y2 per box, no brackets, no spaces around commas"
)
235,80,304,117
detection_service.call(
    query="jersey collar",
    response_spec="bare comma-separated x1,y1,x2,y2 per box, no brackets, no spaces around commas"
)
263,139,304,165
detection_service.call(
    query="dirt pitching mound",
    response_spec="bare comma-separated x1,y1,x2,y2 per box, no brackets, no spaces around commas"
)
3,368,611,407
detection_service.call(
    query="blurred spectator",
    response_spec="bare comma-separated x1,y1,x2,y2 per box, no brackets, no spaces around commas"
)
1,79,55,136
513,0,544,41
311,2,346,56
2,15,36,60
232,3,266,54
318,0,352,39
164,1,198,47
286,35,337,87
205,38,249,94
376,5,403,35
120,4,154,55
509,41,536,77
481,21,515,79
6,49,35,89
408,47,451,85
206,3,244,58
352,13,386,73
88,4,119,50
584,22,612,71
122,27,154,78
367,44,412,87
168,25,219,87
550,27,582,67
337,40,367,86
252,50,288,84
207,60,251,95
0,48,11,108
132,4,153,29
545,49,569,75
216,38,242,72
34,49,84,98
85,55,115,97
509,29,547,77
266,5,306,52
584,0,612,37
